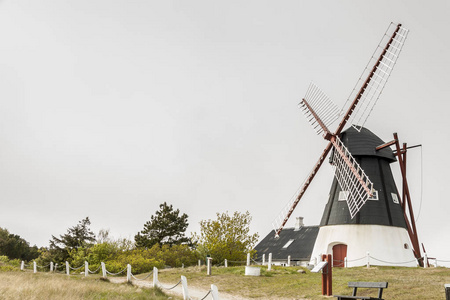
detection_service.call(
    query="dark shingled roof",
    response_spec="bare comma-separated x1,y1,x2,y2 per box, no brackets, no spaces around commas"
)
339,126,396,162
254,226,319,261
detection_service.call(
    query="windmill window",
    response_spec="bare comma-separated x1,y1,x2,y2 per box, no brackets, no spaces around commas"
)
282,239,295,249
368,190,379,201
338,191,349,201
391,193,399,204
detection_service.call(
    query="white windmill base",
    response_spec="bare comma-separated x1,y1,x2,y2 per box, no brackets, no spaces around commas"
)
310,224,417,267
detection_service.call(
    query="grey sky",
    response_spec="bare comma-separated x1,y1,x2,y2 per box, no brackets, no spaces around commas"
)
0,1,449,263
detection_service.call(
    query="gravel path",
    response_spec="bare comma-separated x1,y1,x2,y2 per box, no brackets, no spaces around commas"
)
108,277,250,300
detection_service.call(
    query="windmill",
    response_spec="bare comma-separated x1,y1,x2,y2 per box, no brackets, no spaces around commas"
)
272,23,422,267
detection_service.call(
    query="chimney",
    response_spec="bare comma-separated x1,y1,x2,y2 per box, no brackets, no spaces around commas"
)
294,217,304,231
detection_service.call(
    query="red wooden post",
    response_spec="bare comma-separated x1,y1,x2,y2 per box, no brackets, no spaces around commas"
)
327,254,333,296
322,254,328,295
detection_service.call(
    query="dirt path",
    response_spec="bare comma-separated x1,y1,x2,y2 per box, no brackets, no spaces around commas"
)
108,277,250,300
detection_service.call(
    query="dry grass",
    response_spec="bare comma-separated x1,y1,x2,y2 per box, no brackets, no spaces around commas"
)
0,269,170,300
4,264,450,299
156,265,450,299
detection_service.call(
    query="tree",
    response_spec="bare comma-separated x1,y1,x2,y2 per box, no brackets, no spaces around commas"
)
193,211,259,264
135,202,190,248
49,217,96,262
0,227,39,261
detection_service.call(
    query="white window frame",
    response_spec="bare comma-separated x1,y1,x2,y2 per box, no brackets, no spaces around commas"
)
391,193,399,204
338,191,349,201
282,239,295,249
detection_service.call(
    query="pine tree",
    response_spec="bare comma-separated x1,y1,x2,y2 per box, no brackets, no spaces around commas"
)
135,202,190,248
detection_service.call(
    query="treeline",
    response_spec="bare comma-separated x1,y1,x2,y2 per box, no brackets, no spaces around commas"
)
1,203,259,274
0,228,39,261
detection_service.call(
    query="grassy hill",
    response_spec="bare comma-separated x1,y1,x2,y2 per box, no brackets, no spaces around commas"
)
157,265,450,299
2,263,450,299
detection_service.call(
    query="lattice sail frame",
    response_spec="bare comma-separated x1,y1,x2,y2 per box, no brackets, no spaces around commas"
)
344,23,409,131
330,136,374,218
299,83,340,136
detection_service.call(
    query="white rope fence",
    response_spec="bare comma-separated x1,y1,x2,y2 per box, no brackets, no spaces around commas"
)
21,261,221,299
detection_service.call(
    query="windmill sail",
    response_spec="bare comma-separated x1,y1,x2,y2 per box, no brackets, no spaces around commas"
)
299,83,340,137
343,23,409,131
330,136,374,218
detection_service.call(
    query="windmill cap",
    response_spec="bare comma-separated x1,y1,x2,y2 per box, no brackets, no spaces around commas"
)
339,126,396,162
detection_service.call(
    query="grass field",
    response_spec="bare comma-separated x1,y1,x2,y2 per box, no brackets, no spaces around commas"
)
156,265,450,299
0,269,172,300
3,264,450,299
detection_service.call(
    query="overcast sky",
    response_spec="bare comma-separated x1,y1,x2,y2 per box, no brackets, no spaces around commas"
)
1,0,449,264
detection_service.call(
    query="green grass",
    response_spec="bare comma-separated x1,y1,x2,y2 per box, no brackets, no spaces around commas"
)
0,269,172,300
156,265,450,299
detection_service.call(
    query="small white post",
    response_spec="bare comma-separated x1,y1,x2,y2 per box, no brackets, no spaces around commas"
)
50,261,54,272
153,267,159,288
198,259,201,267
33,261,37,273
101,262,106,278
207,257,212,275
85,261,89,277
20,261,24,271
55,263,58,272
224,259,228,268
211,284,220,300
344,257,348,268
268,253,272,271
366,252,370,268
181,275,189,300
262,254,265,265
66,261,70,276
424,253,428,268
182,263,184,268
247,253,250,266
127,264,131,282
287,255,291,267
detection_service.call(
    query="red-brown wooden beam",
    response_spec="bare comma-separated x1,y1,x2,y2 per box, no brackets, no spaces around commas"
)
393,133,422,265
335,24,402,136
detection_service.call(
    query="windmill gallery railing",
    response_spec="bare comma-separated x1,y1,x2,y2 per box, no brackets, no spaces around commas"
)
21,261,220,300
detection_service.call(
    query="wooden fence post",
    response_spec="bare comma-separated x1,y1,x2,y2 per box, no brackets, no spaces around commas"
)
287,255,291,267
181,275,189,300
268,253,272,271
85,261,88,277
326,254,332,296
321,254,327,295
224,259,228,268
211,284,220,300
153,267,158,288
20,261,24,271
101,262,106,278
207,257,212,275
50,261,54,272
262,254,265,265
126,264,131,282
33,261,37,273
247,253,250,266
66,261,70,276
